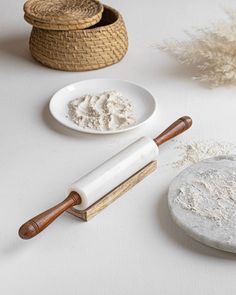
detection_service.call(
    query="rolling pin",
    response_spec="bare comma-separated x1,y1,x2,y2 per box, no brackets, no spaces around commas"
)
19,116,192,239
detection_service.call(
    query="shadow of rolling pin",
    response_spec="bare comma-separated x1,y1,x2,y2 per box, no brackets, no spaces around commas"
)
19,116,192,240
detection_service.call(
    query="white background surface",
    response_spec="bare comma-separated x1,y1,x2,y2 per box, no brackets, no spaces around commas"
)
1,0,236,294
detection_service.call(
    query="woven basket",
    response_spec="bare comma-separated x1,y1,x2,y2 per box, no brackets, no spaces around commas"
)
29,5,128,71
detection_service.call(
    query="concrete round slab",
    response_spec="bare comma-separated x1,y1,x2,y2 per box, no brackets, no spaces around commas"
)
168,155,236,253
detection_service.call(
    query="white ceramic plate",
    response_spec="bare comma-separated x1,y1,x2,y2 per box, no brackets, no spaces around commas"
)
49,79,157,135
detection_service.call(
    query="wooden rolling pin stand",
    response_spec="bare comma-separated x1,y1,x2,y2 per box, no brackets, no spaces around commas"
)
67,161,157,221
19,116,192,239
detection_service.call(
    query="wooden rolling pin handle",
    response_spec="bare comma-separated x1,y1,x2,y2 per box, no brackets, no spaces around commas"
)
18,192,81,240
154,116,192,146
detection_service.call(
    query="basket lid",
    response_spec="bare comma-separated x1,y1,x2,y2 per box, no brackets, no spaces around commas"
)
24,0,103,30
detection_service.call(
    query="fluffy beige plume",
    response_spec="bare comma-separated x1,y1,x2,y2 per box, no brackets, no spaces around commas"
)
159,10,236,87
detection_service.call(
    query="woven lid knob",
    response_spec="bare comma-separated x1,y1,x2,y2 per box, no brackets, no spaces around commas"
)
24,0,104,30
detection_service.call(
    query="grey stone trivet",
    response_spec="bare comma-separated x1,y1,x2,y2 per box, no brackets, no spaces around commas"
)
168,155,236,253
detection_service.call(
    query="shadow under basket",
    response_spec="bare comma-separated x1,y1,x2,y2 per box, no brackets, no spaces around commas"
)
29,5,128,71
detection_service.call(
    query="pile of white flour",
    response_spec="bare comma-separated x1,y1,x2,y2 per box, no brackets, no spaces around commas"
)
171,140,236,168
67,91,136,131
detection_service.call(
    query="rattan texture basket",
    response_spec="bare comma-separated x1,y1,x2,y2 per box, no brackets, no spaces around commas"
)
24,0,103,30
29,5,128,71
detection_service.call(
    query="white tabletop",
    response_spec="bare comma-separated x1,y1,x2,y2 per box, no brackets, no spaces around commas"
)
1,0,236,294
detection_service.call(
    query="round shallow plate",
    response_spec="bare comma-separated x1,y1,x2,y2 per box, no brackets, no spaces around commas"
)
168,155,236,253
49,79,157,135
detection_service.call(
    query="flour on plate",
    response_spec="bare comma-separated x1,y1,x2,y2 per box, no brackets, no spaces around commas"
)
67,91,136,131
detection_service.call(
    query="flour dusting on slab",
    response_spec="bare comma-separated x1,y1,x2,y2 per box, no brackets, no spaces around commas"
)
175,162,236,226
168,156,236,251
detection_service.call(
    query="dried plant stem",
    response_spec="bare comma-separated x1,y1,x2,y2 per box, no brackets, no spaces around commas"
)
158,10,236,87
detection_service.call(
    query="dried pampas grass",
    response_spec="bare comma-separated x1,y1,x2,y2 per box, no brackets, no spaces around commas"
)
159,10,236,87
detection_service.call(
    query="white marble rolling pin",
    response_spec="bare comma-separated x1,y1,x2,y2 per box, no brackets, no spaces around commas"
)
19,116,192,239
69,136,159,211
